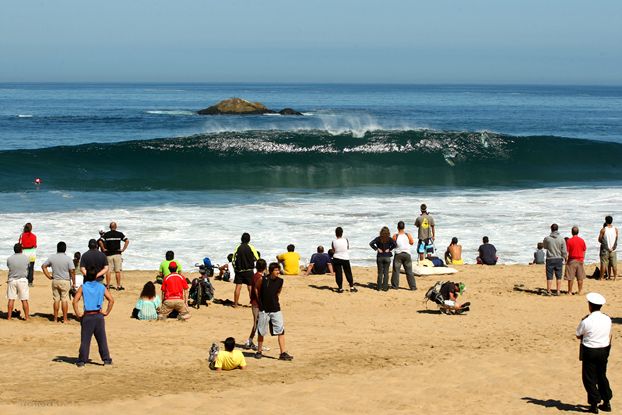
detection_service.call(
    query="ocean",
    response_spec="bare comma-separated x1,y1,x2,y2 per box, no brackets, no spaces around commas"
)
1,83,621,269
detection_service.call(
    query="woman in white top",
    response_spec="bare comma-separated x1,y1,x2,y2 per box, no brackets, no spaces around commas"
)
331,227,357,293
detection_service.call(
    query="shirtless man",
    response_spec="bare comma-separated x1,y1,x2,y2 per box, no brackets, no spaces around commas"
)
444,237,463,265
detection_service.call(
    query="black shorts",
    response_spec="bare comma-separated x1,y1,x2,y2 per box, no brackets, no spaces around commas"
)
234,270,253,285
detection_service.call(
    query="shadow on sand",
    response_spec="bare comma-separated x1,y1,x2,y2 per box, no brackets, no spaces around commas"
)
521,397,590,412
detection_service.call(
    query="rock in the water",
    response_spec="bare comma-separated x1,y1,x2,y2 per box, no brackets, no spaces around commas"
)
278,108,303,116
197,98,275,115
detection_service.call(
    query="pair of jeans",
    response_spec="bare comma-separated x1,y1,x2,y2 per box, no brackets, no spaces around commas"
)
333,258,354,289
391,252,417,289
376,256,392,290
78,313,111,364
27,262,34,285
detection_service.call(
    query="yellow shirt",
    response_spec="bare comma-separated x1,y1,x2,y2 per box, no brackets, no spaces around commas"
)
215,350,246,370
277,252,301,275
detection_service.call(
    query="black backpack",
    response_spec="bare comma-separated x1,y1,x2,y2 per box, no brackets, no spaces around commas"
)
189,278,214,308
424,281,446,305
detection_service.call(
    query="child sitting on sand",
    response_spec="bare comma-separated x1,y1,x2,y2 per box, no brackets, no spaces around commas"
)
133,281,161,320
530,242,545,265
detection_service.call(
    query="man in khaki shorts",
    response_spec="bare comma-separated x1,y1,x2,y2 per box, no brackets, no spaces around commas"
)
565,226,587,295
7,243,30,321
42,241,76,323
100,222,129,291
158,262,191,320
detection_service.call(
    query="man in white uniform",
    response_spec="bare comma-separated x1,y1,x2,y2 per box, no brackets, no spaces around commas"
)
576,292,613,413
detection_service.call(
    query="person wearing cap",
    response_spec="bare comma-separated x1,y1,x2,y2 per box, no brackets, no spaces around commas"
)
576,292,613,413
414,204,435,261
439,281,470,314
79,239,109,283
158,261,191,320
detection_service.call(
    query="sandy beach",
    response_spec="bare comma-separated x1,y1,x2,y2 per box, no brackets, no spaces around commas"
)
0,264,620,414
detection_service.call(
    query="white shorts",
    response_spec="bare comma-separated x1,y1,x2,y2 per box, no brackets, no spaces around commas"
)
257,311,285,336
7,279,29,301
443,300,455,307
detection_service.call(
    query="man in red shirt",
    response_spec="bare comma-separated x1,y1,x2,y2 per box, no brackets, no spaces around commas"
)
565,226,587,295
157,262,191,320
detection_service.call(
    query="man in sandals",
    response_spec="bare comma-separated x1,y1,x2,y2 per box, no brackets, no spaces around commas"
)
254,262,293,361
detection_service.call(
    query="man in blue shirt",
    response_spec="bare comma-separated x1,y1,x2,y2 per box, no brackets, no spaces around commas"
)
72,267,115,367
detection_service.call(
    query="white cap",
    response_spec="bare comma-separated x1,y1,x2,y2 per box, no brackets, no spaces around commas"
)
586,292,606,306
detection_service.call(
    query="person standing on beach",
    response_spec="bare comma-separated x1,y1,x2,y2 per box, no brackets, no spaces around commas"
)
543,224,568,296
390,221,417,290
254,262,293,361
232,232,260,307
598,216,618,281
18,223,37,287
415,204,435,261
370,226,397,291
72,267,114,367
6,243,30,321
99,222,129,290
245,258,267,350
41,241,75,323
80,239,109,282
576,292,613,413
565,227,587,296
332,227,357,293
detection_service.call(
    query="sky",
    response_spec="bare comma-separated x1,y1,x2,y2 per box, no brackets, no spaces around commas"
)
1,0,621,84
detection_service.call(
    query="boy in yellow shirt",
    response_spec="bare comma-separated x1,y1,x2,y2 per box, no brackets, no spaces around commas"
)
209,337,246,371
276,244,301,275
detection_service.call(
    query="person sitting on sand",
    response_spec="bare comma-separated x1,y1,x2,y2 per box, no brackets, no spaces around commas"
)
72,267,114,367
530,242,545,265
303,246,333,276
157,250,182,284
276,244,301,275
158,262,191,320
439,281,470,314
477,236,498,265
209,337,247,371
444,237,464,265
133,281,161,320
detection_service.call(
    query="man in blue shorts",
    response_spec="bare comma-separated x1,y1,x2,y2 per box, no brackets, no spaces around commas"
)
415,204,435,261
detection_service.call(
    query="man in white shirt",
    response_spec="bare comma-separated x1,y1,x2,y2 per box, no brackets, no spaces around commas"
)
576,292,613,413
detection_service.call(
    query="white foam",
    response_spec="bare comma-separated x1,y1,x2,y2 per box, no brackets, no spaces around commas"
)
0,187,619,271
17,114,33,118
146,110,195,116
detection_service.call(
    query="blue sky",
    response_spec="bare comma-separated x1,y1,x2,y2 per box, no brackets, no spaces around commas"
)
1,0,620,84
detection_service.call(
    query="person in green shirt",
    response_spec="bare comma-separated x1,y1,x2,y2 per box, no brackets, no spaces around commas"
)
156,251,182,284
